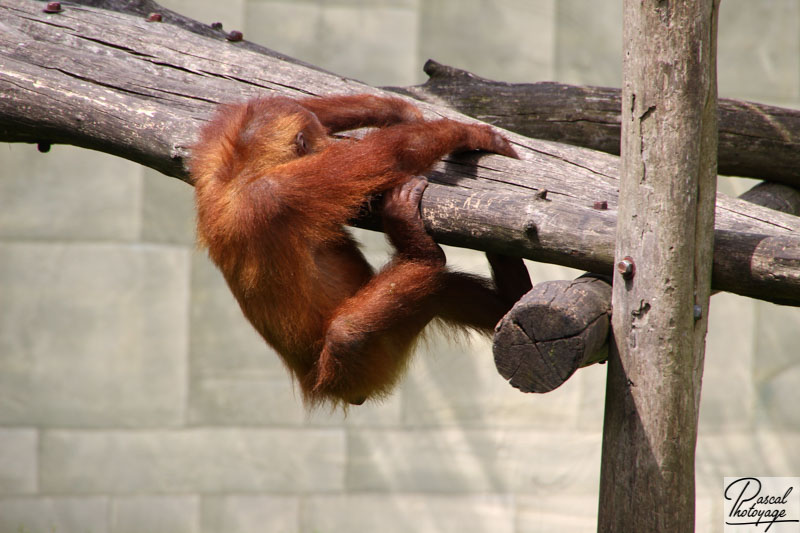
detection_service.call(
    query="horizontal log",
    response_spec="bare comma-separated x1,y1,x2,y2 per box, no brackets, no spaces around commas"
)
493,274,610,393
1,0,799,306
494,181,800,394
739,182,800,214
397,60,800,188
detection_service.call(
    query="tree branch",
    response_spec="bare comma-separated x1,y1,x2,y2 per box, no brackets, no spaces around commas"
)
1,0,799,306
398,59,800,187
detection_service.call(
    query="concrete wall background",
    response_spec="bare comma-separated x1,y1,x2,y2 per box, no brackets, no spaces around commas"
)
1,1,799,532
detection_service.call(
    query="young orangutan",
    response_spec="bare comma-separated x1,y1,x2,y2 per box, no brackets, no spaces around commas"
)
190,94,531,407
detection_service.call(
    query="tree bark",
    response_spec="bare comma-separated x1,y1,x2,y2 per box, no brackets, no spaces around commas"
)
1,0,798,307
397,59,800,187
598,2,720,532
493,274,611,393
739,182,800,214
492,181,800,394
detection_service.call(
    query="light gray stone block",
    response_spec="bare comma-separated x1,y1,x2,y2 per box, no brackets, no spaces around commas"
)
158,0,245,29
244,2,321,73
516,494,598,533
717,0,800,101
402,331,584,428
347,429,600,493
696,431,800,497
696,432,798,533
0,497,108,533
41,429,345,493
0,429,37,495
341,387,404,427
419,0,555,83
754,301,800,431
190,252,284,378
188,376,308,426
201,495,299,533
301,494,514,533
575,364,608,433
0,243,189,427
141,170,196,245
695,497,720,533
188,375,402,427
717,175,762,198
699,292,756,431
245,2,420,86
111,496,199,533
0,145,141,241
554,0,622,87
755,366,800,431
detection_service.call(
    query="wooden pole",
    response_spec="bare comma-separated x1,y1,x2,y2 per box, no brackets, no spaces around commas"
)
598,2,720,531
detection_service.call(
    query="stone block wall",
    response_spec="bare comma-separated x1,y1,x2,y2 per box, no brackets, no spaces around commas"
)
1,1,799,532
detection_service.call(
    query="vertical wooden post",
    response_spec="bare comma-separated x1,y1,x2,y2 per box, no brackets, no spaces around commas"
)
598,2,720,532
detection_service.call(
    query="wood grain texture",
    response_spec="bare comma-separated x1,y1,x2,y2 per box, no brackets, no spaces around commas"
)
1,0,798,305
491,181,800,394
492,274,610,393
599,2,720,531
399,59,800,187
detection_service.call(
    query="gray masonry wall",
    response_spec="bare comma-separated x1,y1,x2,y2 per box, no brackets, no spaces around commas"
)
1,1,799,532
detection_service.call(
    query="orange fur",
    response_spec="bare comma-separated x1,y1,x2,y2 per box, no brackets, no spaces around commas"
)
190,94,531,408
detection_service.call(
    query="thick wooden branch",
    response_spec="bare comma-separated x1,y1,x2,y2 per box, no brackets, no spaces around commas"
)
398,60,800,188
494,181,800,394
739,181,800,214
1,0,799,306
493,274,611,393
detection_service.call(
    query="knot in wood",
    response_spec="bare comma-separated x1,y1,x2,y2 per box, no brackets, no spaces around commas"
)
226,30,244,42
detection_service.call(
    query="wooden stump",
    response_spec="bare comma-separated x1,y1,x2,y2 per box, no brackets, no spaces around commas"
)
493,274,611,393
